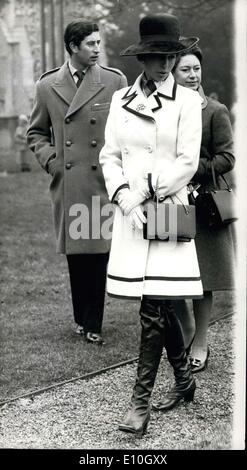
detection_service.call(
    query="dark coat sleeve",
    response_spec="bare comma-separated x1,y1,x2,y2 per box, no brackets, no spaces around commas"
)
193,102,235,183
26,81,56,172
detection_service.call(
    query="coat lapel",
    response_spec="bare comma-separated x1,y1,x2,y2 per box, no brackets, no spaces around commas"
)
51,62,105,117
121,73,177,120
51,62,76,106
66,64,105,118
156,73,177,101
122,76,155,121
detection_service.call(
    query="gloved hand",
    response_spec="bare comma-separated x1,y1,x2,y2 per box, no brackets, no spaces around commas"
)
117,188,149,215
127,206,147,230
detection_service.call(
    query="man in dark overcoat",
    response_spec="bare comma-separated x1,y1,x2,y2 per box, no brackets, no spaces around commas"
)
27,20,127,343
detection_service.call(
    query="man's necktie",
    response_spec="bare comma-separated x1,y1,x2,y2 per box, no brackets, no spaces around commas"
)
75,70,85,88
144,79,157,97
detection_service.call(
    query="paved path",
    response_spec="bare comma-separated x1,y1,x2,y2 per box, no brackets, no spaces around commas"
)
0,317,244,452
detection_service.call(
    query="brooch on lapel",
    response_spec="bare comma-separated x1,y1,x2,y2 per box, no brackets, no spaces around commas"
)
136,104,146,112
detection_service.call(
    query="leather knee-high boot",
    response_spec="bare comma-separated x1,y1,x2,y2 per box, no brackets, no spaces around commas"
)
153,301,196,412
118,299,164,437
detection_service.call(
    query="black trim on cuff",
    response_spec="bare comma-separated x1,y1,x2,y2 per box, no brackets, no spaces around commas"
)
147,173,155,199
111,183,129,203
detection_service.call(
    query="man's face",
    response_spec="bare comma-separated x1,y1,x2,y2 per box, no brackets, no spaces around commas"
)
70,31,101,68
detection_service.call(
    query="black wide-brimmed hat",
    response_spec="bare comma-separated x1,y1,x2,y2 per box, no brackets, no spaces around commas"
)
120,14,199,56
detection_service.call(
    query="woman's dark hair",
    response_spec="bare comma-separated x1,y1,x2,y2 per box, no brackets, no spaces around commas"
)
137,52,177,62
173,46,203,71
64,20,99,55
137,54,149,62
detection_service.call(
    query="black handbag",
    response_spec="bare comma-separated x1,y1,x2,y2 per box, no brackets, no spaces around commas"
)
195,161,237,228
143,195,196,242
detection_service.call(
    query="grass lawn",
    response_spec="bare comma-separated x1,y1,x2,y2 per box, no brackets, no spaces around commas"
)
0,159,235,401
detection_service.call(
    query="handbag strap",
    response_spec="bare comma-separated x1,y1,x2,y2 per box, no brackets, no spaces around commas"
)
155,175,189,214
210,160,232,192
170,195,189,215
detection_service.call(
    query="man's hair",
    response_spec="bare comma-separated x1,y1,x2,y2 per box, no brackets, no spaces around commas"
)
173,46,203,71
64,20,99,55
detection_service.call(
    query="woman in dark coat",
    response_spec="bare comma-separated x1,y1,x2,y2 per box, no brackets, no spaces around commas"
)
173,46,235,372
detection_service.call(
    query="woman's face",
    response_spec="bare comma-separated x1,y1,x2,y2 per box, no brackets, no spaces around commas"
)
173,54,201,91
141,54,176,82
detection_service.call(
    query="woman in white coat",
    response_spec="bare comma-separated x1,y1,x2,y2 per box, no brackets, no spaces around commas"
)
99,14,202,437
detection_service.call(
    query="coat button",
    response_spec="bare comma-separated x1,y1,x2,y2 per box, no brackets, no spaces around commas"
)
91,164,97,170
147,145,153,153
123,148,129,154
65,117,71,124
159,195,165,202
66,140,72,146
65,163,72,169
91,140,97,147
90,118,96,124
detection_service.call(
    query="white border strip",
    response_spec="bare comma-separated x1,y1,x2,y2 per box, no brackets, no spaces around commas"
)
232,0,247,450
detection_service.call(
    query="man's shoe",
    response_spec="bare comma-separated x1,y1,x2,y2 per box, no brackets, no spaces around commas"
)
75,324,84,336
86,332,104,344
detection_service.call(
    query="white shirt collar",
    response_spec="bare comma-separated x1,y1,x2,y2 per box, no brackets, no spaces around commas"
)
154,80,167,89
68,61,88,82
137,72,175,98
123,73,176,102
141,72,171,93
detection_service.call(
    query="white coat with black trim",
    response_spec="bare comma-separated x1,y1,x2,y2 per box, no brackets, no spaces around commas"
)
99,73,203,299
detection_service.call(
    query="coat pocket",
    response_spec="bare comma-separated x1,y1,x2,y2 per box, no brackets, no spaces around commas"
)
91,102,110,111
47,155,58,175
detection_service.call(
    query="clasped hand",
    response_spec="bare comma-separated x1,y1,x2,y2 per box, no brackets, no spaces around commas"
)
117,188,147,230
127,206,147,230
117,188,147,215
